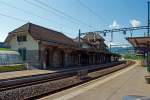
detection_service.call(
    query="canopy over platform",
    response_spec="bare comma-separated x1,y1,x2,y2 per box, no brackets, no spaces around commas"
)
126,37,150,52
126,37,150,67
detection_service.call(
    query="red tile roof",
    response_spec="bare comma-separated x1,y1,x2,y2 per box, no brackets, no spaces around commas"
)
9,22,75,46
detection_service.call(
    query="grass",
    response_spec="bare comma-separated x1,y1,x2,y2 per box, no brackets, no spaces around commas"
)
0,48,10,51
122,53,142,60
0,64,27,72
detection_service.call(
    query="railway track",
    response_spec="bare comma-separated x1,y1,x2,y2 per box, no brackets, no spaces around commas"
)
0,61,125,91
0,61,135,100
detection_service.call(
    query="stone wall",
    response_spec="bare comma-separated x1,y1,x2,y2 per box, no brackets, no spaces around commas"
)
9,33,39,51
26,50,41,69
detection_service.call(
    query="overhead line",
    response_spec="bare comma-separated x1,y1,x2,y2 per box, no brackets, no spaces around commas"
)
0,12,27,22
24,0,82,29
0,12,75,37
0,1,53,22
33,0,96,30
77,0,110,24
0,1,75,30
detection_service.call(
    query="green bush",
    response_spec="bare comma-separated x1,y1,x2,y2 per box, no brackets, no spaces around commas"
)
147,65,150,73
123,53,142,60
0,48,10,51
0,64,27,72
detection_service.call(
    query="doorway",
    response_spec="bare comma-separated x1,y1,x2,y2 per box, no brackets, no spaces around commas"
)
45,48,50,67
18,48,26,61
60,50,64,66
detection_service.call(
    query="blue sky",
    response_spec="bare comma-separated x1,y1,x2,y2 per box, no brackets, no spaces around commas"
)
0,0,148,46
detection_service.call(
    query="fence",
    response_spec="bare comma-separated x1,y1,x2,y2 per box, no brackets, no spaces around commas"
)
0,51,22,65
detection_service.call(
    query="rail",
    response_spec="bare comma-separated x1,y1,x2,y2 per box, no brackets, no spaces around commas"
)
0,61,135,100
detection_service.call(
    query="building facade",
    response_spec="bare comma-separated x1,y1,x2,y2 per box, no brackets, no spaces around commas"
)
5,23,120,69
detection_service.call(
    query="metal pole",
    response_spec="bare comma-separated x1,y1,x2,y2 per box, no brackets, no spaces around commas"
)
131,33,133,37
147,42,149,71
148,1,150,36
110,44,111,52
130,31,133,37
111,31,113,42
78,29,81,48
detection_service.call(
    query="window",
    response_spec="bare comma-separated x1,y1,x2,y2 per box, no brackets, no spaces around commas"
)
17,36,27,42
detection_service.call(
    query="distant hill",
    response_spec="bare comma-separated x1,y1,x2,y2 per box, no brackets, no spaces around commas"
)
110,46,134,54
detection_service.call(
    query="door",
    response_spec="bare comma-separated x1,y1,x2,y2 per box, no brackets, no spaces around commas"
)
45,49,50,67
18,48,26,61
60,51,64,66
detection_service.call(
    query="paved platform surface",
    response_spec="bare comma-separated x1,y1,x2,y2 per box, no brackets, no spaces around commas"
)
0,64,103,80
0,65,99,80
0,70,55,80
0,62,120,80
40,62,150,100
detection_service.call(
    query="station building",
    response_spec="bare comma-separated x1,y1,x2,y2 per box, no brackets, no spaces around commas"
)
4,23,120,69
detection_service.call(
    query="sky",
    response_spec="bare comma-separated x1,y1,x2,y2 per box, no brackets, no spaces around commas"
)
0,0,148,47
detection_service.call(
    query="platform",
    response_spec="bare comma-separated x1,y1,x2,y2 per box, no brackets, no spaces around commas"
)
0,62,123,80
40,62,150,100
0,69,56,80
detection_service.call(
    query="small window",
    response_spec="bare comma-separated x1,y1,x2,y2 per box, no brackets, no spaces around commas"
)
17,36,27,42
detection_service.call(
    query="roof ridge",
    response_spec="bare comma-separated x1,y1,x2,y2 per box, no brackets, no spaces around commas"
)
28,22,74,41
6,22,75,46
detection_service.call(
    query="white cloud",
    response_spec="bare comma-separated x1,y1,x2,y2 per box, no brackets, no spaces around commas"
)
130,19,141,27
109,20,120,29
